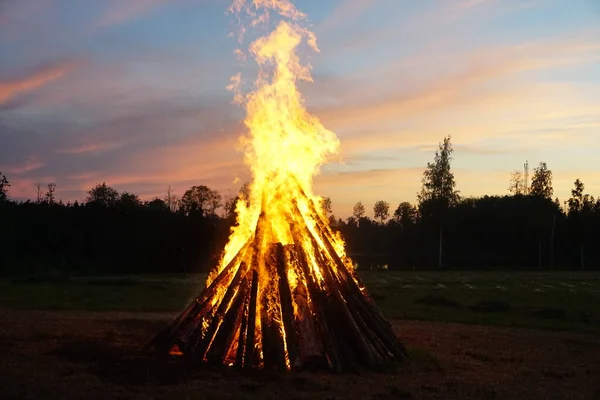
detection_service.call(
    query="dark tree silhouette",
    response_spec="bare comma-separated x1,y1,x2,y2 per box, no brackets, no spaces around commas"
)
373,200,390,224
0,172,9,203
146,197,169,212
320,197,332,216
179,185,222,216
165,186,178,212
36,183,43,203
352,201,366,222
44,183,57,204
508,171,524,195
393,202,418,228
527,162,556,267
530,162,553,199
417,135,459,268
567,179,595,215
223,195,238,218
1,142,599,275
567,179,596,269
87,182,119,207
118,192,143,210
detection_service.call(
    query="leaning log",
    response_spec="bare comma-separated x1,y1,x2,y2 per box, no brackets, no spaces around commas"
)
243,269,259,369
206,275,249,364
191,261,249,360
274,243,299,367
285,244,323,367
288,224,343,372
260,247,288,371
235,285,250,367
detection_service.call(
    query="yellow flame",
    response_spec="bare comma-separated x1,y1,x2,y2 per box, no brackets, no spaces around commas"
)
200,0,362,369
212,1,343,281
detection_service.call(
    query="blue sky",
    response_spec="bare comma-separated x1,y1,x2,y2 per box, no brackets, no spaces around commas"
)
1,0,599,218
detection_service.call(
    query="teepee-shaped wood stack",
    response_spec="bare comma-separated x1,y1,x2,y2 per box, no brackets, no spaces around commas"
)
152,180,407,372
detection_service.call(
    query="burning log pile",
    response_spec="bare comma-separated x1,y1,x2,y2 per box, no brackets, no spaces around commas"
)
152,0,408,372
152,181,407,372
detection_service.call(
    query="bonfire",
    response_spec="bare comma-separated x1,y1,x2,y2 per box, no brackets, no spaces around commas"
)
152,0,407,372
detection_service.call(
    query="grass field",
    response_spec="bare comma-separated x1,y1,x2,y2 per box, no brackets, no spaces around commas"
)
1,270,600,399
2,270,599,333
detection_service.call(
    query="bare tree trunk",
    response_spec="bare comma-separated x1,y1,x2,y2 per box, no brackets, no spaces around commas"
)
438,222,443,269
580,244,584,270
550,215,555,270
36,183,42,204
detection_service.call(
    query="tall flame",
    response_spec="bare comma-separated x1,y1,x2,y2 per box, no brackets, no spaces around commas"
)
209,0,345,286
156,1,408,370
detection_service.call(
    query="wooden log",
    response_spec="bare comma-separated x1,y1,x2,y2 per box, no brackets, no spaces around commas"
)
259,244,289,371
259,299,288,371
274,242,299,368
235,284,250,367
285,245,323,367
346,305,387,363
260,251,277,369
293,200,407,367
340,279,404,354
243,269,259,369
288,207,382,369
287,227,343,372
190,261,249,359
293,197,406,361
345,291,407,359
206,276,250,364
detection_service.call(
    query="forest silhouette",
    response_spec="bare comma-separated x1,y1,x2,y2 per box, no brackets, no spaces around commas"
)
1,136,599,275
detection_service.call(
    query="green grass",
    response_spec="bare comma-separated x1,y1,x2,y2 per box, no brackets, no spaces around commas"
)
359,271,600,333
0,274,208,312
1,271,599,333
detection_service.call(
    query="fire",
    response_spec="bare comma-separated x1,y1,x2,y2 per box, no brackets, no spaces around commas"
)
152,0,407,372
212,2,341,284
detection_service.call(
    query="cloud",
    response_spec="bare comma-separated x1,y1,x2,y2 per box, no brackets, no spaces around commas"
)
96,0,170,26
407,0,537,32
0,61,79,104
0,156,44,175
317,0,376,32
0,80,240,202
56,140,130,155
310,33,600,134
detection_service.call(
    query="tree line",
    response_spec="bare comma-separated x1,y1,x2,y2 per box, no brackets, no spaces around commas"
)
335,137,599,270
1,136,599,275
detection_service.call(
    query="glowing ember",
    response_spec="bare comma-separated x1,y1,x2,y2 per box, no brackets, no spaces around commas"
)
169,344,183,356
152,0,407,372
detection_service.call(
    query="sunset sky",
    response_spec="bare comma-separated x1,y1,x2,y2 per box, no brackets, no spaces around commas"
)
1,0,599,218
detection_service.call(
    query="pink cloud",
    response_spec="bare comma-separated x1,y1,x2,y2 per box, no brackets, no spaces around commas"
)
1,157,44,174
57,139,130,155
52,128,248,202
311,34,600,136
97,0,171,26
0,61,79,104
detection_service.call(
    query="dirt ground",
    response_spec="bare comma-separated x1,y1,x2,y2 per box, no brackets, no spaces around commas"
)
0,310,598,400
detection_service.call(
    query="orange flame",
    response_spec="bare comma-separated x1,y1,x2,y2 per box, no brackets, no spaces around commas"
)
191,0,366,370
209,0,345,286
157,1,407,372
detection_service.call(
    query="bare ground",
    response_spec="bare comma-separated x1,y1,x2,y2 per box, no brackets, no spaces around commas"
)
0,310,599,400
